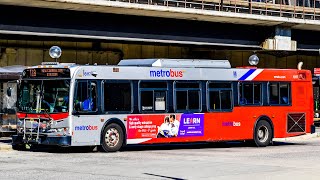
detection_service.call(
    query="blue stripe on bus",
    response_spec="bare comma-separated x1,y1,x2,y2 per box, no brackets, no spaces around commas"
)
238,69,256,81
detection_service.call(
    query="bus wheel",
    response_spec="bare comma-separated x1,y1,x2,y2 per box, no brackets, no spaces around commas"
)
254,120,272,147
101,123,124,152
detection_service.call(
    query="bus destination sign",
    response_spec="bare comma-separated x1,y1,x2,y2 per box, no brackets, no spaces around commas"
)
23,68,70,78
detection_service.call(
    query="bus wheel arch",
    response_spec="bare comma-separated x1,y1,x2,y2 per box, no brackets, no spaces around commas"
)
253,116,274,147
100,118,126,152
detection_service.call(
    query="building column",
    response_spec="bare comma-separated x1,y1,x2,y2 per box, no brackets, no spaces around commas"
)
262,26,296,51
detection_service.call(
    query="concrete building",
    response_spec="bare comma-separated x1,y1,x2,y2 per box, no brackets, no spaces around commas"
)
0,0,319,69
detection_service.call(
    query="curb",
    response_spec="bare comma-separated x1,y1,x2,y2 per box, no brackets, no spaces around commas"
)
273,132,320,141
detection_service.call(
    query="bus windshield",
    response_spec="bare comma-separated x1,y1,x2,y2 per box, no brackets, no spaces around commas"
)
18,79,70,113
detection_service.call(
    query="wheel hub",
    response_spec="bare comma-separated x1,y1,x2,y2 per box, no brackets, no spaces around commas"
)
257,125,269,143
105,128,119,147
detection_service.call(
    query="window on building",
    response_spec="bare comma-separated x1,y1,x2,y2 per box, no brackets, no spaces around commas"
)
104,81,132,113
269,82,290,105
208,82,232,111
139,81,167,112
239,83,262,105
174,82,201,112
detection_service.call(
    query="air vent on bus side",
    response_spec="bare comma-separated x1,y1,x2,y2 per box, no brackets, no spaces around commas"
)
287,113,306,133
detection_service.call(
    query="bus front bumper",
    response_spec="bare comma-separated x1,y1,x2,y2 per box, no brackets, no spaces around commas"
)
12,135,71,147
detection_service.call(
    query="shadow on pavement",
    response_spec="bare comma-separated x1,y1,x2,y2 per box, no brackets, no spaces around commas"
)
121,140,305,152
32,141,306,153
2,137,306,153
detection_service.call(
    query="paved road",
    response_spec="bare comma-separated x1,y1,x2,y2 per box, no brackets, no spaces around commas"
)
0,137,320,180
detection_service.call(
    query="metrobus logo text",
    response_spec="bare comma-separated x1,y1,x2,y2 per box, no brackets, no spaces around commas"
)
75,125,98,131
222,121,241,127
150,69,184,78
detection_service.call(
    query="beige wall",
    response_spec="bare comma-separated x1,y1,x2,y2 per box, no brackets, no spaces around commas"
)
0,40,319,72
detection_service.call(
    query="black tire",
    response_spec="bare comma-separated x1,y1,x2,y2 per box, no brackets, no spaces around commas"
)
254,120,273,147
100,123,124,152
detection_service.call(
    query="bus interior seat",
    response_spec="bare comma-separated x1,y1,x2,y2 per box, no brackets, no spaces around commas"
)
281,96,288,104
240,98,247,105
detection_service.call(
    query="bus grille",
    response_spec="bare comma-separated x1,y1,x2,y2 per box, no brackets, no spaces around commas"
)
287,113,306,133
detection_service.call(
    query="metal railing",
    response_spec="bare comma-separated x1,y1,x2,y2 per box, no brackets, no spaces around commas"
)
108,0,320,20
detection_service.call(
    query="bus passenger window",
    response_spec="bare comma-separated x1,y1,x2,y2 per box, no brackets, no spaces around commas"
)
239,83,261,105
269,82,290,105
141,91,154,111
74,81,97,112
104,82,132,112
174,82,201,112
176,91,188,110
208,82,232,111
139,81,167,112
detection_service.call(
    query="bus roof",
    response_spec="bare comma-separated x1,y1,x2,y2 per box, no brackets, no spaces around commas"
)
23,59,311,82
117,59,231,68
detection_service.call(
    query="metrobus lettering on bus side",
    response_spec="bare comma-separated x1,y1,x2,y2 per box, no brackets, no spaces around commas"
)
75,125,98,131
149,69,184,77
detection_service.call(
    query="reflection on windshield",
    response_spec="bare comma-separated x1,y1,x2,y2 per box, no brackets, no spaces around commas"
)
18,80,70,113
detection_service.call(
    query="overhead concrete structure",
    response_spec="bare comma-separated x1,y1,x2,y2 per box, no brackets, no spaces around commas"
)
0,0,319,52
1,0,320,31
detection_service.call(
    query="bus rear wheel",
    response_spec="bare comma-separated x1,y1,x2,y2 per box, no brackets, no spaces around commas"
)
100,123,124,152
254,120,272,147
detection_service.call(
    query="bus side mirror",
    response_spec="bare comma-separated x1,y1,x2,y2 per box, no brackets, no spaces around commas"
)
7,87,12,97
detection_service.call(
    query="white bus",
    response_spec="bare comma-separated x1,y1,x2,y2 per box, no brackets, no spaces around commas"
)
11,50,315,152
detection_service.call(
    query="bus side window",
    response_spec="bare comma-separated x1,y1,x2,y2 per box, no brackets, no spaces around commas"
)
208,82,232,111
269,82,290,105
139,81,167,113
239,82,261,105
174,82,201,112
74,81,97,112
104,81,132,113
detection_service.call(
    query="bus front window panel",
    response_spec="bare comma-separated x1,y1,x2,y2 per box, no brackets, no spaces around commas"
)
18,80,70,113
